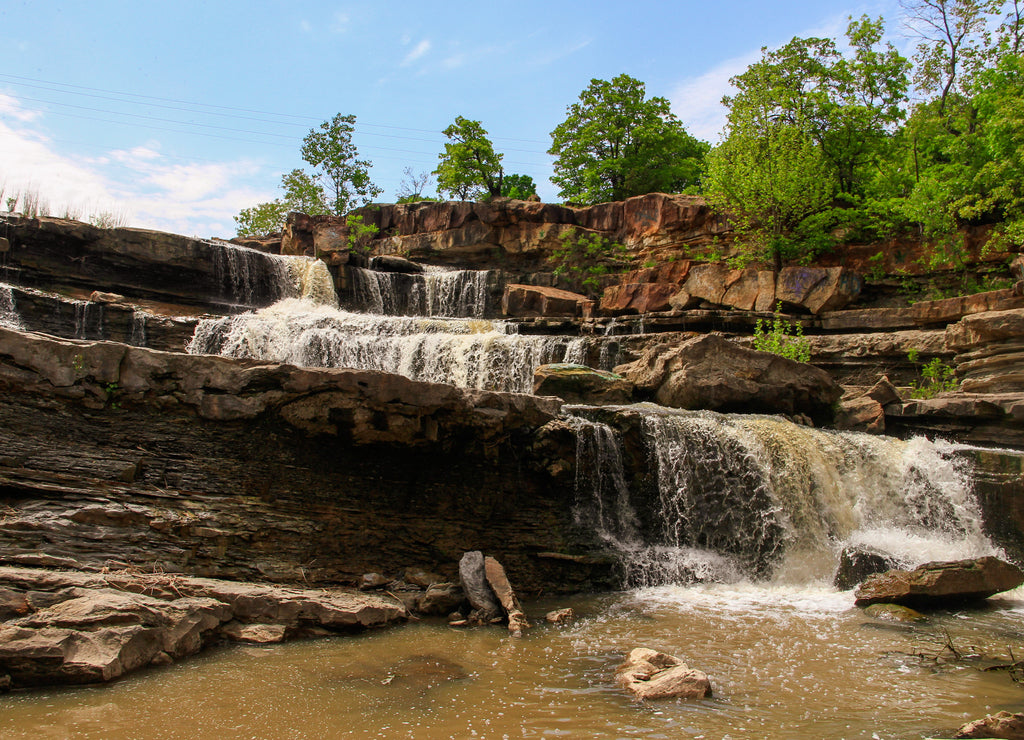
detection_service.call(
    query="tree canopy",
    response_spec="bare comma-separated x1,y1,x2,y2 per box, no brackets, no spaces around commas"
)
548,74,707,205
434,117,505,199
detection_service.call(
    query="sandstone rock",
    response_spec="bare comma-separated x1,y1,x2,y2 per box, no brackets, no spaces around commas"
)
545,608,574,624
776,266,862,314
863,603,927,623
615,334,841,423
418,583,465,616
484,556,531,636
222,622,288,643
404,568,444,589
835,394,886,433
682,263,729,305
854,556,1024,607
502,284,594,318
834,546,902,590
754,270,777,312
615,647,712,701
948,309,1024,394
668,288,699,310
954,710,1024,739
359,573,389,590
533,363,634,405
88,291,127,304
721,267,761,311
599,282,677,315
458,552,502,621
369,255,423,273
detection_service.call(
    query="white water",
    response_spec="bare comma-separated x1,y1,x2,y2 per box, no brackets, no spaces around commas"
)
569,404,999,587
0,283,22,329
187,298,586,393
210,242,337,307
349,266,489,317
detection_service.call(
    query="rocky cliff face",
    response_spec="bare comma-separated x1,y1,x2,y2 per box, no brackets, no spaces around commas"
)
0,327,610,593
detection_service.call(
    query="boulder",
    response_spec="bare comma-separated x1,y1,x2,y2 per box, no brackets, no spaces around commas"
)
418,583,465,616
854,556,1024,607
502,284,594,318
954,711,1024,739
458,551,502,621
484,556,531,637
948,308,1024,394
615,334,842,423
615,648,712,701
545,608,575,624
533,364,634,405
776,266,862,314
834,546,902,590
835,378,902,434
682,263,729,305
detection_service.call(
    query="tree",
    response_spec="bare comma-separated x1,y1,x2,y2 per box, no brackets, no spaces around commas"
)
396,167,435,203
300,113,382,214
501,174,537,199
548,74,707,205
434,117,505,199
234,169,331,237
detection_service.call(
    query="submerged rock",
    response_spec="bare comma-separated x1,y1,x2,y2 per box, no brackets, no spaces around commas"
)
854,556,1024,608
863,603,927,623
545,608,575,624
615,647,712,701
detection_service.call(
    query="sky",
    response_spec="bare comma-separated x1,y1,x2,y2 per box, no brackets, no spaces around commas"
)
0,0,910,238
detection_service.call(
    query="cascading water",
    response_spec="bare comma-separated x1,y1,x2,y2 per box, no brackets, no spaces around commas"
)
569,404,997,588
0,283,22,330
210,242,338,307
187,298,586,393
349,265,489,317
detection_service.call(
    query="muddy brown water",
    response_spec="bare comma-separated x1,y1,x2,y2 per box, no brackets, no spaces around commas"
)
2,585,1023,739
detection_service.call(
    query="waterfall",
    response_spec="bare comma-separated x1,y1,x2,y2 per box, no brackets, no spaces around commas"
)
568,404,998,587
72,300,105,339
128,310,149,347
187,298,586,394
210,242,337,307
0,284,22,330
349,266,489,317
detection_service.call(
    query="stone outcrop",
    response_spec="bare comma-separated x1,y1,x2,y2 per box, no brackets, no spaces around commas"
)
0,566,404,688
615,648,712,701
599,261,691,315
282,194,730,273
615,334,842,423
854,556,1024,607
533,364,634,405
948,308,1024,394
0,327,616,594
0,214,309,311
835,377,902,434
502,284,594,318
954,711,1024,739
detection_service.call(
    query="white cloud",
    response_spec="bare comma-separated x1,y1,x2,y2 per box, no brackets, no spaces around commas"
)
530,37,593,68
669,50,759,142
330,11,349,34
401,39,432,66
0,93,42,123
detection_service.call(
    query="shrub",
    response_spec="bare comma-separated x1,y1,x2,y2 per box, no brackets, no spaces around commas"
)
752,304,812,363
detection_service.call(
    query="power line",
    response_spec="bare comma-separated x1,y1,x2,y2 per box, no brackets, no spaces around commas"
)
0,72,553,146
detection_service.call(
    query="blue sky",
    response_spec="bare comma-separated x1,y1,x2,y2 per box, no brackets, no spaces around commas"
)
0,0,906,237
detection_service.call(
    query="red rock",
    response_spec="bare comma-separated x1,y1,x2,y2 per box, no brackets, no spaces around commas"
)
502,284,593,318
722,268,761,311
600,282,677,315
854,556,1024,607
776,266,862,314
682,263,729,305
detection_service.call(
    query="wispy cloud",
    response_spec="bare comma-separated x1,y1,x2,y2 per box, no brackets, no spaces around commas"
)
330,11,350,34
401,39,432,66
529,37,593,68
668,50,759,142
0,93,41,123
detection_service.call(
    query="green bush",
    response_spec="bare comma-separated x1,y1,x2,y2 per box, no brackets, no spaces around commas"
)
907,349,958,398
752,304,811,363
548,230,628,296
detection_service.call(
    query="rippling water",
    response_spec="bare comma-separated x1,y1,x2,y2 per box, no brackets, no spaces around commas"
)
4,585,1023,739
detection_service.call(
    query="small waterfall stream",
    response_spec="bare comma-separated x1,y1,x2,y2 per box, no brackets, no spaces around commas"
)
210,242,338,307
349,266,490,317
569,404,997,587
0,283,22,330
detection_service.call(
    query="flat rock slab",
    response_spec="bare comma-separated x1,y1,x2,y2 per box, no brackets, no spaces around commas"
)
854,556,1024,608
615,647,711,701
0,566,405,688
954,710,1024,739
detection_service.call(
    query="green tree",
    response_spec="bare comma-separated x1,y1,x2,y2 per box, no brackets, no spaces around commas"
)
434,116,504,199
548,74,707,205
501,173,537,199
301,113,382,214
234,169,331,237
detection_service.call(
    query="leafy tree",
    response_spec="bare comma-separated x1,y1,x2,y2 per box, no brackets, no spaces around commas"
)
234,169,331,237
434,117,504,199
548,74,707,205
301,113,382,214
501,173,537,199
